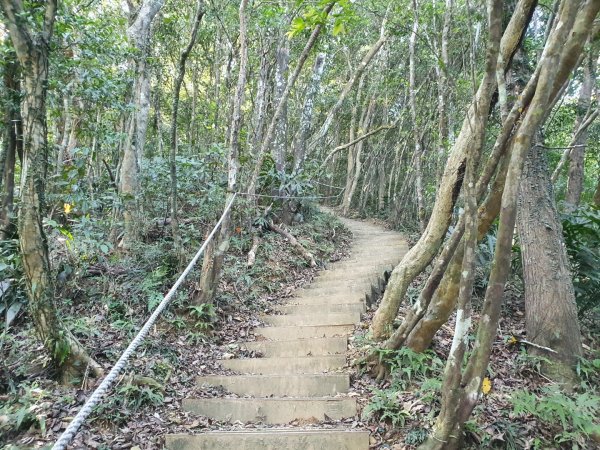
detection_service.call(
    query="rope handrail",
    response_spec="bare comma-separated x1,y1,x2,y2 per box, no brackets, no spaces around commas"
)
52,193,237,450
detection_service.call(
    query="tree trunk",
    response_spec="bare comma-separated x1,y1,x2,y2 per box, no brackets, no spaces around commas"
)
0,0,102,381
272,41,289,176
194,0,248,305
308,32,386,154
118,0,165,249
246,2,335,196
565,48,596,208
435,0,452,184
169,1,205,264
1,51,22,240
409,0,427,231
293,52,326,173
342,98,374,215
251,45,271,152
370,0,532,341
420,3,600,446
518,142,582,384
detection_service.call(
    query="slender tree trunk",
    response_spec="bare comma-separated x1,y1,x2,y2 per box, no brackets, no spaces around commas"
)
293,52,326,173
370,0,530,340
565,48,596,208
1,51,22,240
435,0,452,184
518,142,582,384
247,2,335,196
308,32,387,154
272,40,289,175
169,1,205,264
342,98,374,215
0,0,102,381
420,3,600,446
410,0,427,231
194,0,248,305
251,46,271,152
118,0,165,249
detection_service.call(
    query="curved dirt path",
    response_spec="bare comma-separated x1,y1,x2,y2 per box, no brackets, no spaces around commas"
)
167,212,408,449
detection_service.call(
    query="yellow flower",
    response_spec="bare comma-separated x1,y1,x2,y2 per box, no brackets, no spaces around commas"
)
64,203,73,214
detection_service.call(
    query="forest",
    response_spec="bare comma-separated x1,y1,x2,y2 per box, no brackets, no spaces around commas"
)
1,0,600,448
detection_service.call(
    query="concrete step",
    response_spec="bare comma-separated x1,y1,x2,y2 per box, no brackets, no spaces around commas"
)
255,325,354,339
182,397,357,424
196,373,349,397
242,337,347,357
313,271,380,283
221,355,345,374
331,260,397,271
297,285,378,297
310,275,375,286
165,429,370,450
286,293,367,306
261,312,360,327
276,303,365,315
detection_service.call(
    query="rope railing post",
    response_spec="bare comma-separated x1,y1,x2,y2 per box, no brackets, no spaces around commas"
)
52,193,237,450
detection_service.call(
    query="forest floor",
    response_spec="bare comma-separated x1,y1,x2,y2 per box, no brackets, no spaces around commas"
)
2,207,599,449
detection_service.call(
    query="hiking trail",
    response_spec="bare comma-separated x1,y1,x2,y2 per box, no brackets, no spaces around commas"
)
166,212,408,449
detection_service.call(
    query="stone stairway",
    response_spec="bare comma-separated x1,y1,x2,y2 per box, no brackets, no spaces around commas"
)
166,215,408,449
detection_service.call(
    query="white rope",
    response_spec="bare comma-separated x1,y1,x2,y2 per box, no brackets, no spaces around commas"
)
52,193,237,450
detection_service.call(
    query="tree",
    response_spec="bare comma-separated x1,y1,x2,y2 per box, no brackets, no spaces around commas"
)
118,0,165,249
518,141,583,385
0,0,102,380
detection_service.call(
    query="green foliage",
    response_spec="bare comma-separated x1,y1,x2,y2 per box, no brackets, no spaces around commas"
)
140,266,169,312
92,382,164,425
188,303,217,333
363,347,443,426
560,205,600,316
511,386,600,445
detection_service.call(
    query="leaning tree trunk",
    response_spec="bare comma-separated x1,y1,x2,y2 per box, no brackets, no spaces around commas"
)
293,52,326,173
420,2,600,447
246,2,335,196
369,0,536,341
0,0,103,381
518,142,582,384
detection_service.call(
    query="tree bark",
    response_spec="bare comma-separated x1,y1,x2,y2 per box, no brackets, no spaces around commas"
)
169,0,205,264
0,0,103,381
293,52,326,173
118,0,165,249
420,3,600,446
246,2,335,196
518,142,582,384
370,0,529,341
194,0,249,305
307,32,386,155
565,48,596,208
1,50,22,240
409,0,427,231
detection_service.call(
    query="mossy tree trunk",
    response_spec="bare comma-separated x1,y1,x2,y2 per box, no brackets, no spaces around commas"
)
0,0,102,381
